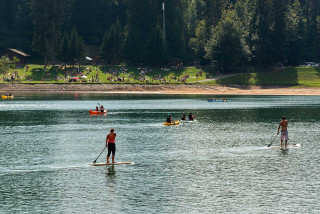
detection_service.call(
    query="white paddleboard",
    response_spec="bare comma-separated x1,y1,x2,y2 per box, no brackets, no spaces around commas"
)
269,144,301,149
89,162,132,166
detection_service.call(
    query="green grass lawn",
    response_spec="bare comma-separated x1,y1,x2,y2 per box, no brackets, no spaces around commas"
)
1,64,205,84
198,67,320,87
4,65,320,86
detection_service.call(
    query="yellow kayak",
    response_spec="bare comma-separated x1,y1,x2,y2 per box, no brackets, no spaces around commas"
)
163,120,180,126
1,95,14,99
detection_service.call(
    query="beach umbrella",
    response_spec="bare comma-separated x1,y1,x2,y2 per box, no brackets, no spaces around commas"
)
81,76,87,78
73,77,79,80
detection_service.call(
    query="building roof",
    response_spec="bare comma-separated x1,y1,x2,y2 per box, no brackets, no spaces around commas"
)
9,49,30,57
169,58,183,62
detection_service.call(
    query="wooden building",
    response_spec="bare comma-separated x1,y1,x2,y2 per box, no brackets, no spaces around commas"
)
1,49,30,64
169,58,183,67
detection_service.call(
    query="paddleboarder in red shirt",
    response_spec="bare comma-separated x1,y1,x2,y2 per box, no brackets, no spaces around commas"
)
106,128,117,163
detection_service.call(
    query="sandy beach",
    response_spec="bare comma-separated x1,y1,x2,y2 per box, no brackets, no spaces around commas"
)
1,83,320,95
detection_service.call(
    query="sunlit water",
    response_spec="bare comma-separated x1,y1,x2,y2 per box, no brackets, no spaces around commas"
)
1,94,320,213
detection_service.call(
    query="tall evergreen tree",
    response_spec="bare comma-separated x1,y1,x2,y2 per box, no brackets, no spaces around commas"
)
58,31,69,65
273,0,288,64
31,0,49,63
76,36,86,69
124,0,152,65
165,0,188,59
145,24,167,66
206,9,249,72
31,0,62,64
100,19,124,65
285,0,305,65
190,20,207,63
254,0,275,66
68,27,78,67
68,27,86,68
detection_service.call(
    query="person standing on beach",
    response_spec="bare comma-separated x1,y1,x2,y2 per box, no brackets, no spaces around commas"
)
106,128,117,163
277,116,289,149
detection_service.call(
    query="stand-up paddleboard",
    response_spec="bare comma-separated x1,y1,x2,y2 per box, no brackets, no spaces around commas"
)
269,144,301,149
89,162,132,166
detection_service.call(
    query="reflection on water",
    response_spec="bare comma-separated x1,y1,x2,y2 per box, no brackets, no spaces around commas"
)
106,166,116,177
1,95,320,213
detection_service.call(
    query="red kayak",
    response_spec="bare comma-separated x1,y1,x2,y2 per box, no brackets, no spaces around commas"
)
89,110,108,115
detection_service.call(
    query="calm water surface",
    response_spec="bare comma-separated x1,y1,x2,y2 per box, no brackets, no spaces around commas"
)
1,94,320,213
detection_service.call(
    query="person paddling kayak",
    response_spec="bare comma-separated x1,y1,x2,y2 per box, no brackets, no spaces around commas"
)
188,113,195,121
181,114,186,120
100,105,104,112
106,128,117,163
277,116,289,149
166,115,173,123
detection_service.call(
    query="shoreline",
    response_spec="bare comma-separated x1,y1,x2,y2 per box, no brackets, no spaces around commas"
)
1,83,320,95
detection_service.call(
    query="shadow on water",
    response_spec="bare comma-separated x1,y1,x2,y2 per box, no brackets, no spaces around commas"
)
281,148,289,155
105,166,116,177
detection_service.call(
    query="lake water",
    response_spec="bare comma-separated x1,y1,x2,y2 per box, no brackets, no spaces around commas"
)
1,94,320,213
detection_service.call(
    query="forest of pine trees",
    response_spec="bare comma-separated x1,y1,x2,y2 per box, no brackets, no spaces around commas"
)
1,0,320,72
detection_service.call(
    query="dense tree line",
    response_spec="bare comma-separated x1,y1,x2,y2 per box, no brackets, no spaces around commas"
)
1,0,320,72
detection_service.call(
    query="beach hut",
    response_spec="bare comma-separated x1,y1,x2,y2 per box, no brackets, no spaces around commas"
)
1,49,30,65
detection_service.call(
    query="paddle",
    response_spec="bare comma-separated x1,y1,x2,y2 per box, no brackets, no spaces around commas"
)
93,146,107,164
267,135,279,147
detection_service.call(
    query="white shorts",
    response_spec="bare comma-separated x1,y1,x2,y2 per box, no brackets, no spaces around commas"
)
281,130,289,141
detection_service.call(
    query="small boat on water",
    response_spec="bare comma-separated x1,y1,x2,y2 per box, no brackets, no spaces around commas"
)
1,95,14,99
180,119,197,123
89,110,108,115
208,99,227,102
163,120,180,126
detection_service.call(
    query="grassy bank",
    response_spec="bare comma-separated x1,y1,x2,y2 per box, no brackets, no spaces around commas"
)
198,67,320,87
3,65,320,87
1,64,205,84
